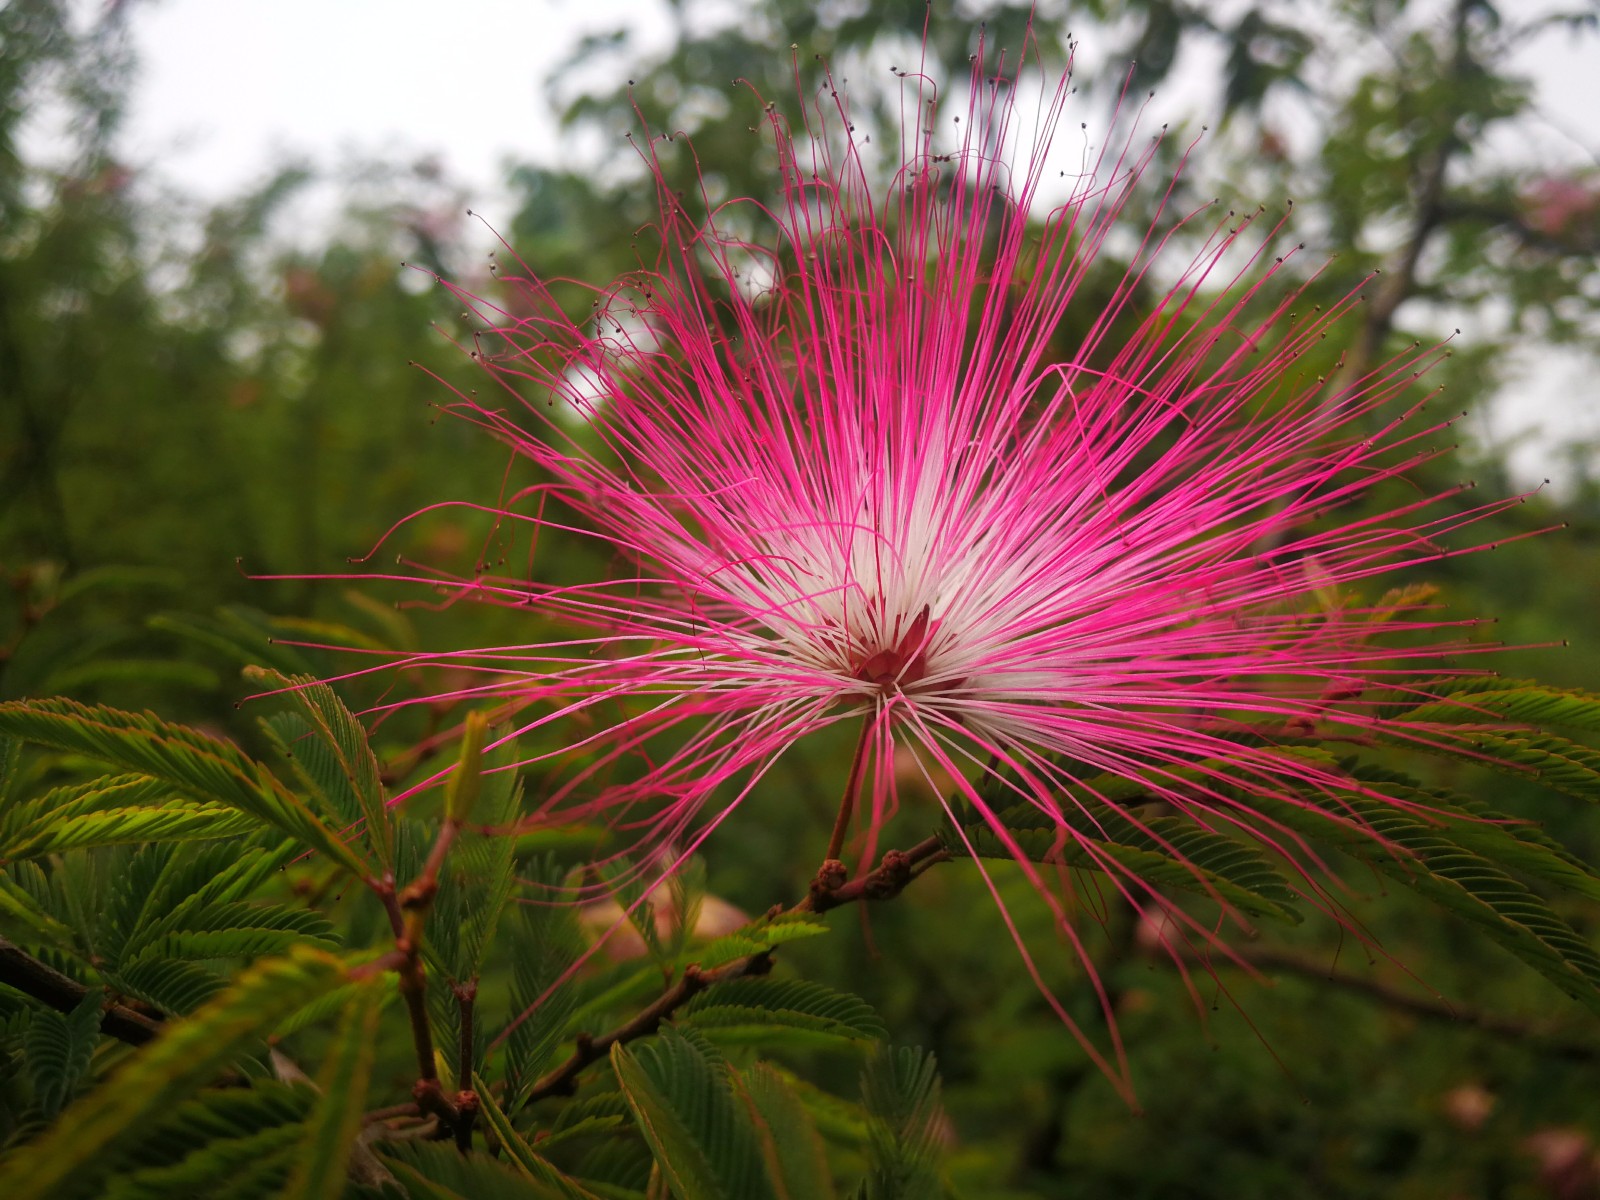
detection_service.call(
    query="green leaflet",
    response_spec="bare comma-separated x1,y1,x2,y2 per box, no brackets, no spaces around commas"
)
1,799,257,859
736,1063,837,1200
1372,679,1600,800
281,979,387,1200
0,773,253,859
612,1027,778,1200
105,1082,314,1199
1398,678,1600,732
858,1046,944,1200
680,977,887,1046
473,1072,606,1200
501,870,587,1112
383,1141,585,1200
148,606,325,677
45,659,219,695
130,914,338,965
0,870,80,950
0,734,21,808
2,945,351,1200
948,798,1303,923
1341,763,1600,904
260,713,365,830
101,1123,302,1200
1249,787,1600,1013
431,726,523,991
249,666,394,875
66,839,338,1015
105,957,222,1016
757,1065,871,1147
665,856,708,967
0,699,370,878
1374,723,1600,802
523,1113,629,1157
23,990,102,1120
694,914,829,969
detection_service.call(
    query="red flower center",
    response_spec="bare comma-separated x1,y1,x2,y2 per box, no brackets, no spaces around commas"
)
852,605,934,689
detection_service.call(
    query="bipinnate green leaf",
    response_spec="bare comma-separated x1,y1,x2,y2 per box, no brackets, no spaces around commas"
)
1,795,257,859
1,945,351,1200
612,1026,778,1200
1341,763,1600,903
761,1065,870,1147
1398,678,1600,732
680,978,886,1046
736,1062,837,1200
76,839,337,1014
131,907,337,964
102,1123,303,1200
0,870,80,950
260,712,364,826
111,1082,311,1176
695,913,829,969
472,1072,606,1200
1,773,255,859
858,1045,945,1200
666,855,708,965
0,733,23,809
433,726,523,991
24,990,102,1119
101,1086,313,1199
148,605,324,677
249,666,395,873
951,794,1302,922
281,978,387,1200
110,955,225,1015
1368,680,1600,800
1254,787,1600,1013
0,698,369,877
1394,727,1600,802
502,874,586,1111
383,1140,579,1200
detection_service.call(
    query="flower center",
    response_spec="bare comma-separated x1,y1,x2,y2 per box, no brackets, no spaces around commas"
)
851,605,935,690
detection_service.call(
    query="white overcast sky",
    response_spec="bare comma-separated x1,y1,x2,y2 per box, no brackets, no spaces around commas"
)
124,1,1598,197
123,0,669,202
120,0,1600,481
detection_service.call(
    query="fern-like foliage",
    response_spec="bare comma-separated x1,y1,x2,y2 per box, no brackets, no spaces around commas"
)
679,977,887,1046
0,699,369,876
612,1025,781,1200
944,678,1600,1018
22,991,100,1121
3,947,352,1200
856,1045,946,1200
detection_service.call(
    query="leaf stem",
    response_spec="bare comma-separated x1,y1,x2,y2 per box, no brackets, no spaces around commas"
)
0,936,162,1045
518,834,952,1109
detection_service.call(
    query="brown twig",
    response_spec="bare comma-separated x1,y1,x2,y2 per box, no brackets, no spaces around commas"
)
524,952,776,1104
1241,947,1600,1061
800,835,950,914
453,981,479,1152
377,855,455,1134
0,935,163,1046
363,1102,422,1124
521,835,952,1108
369,712,489,1144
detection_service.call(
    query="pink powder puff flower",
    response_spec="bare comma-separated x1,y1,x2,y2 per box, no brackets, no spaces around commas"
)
349,31,1526,1100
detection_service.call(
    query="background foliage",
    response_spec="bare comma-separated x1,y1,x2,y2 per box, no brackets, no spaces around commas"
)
2,0,1600,1196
